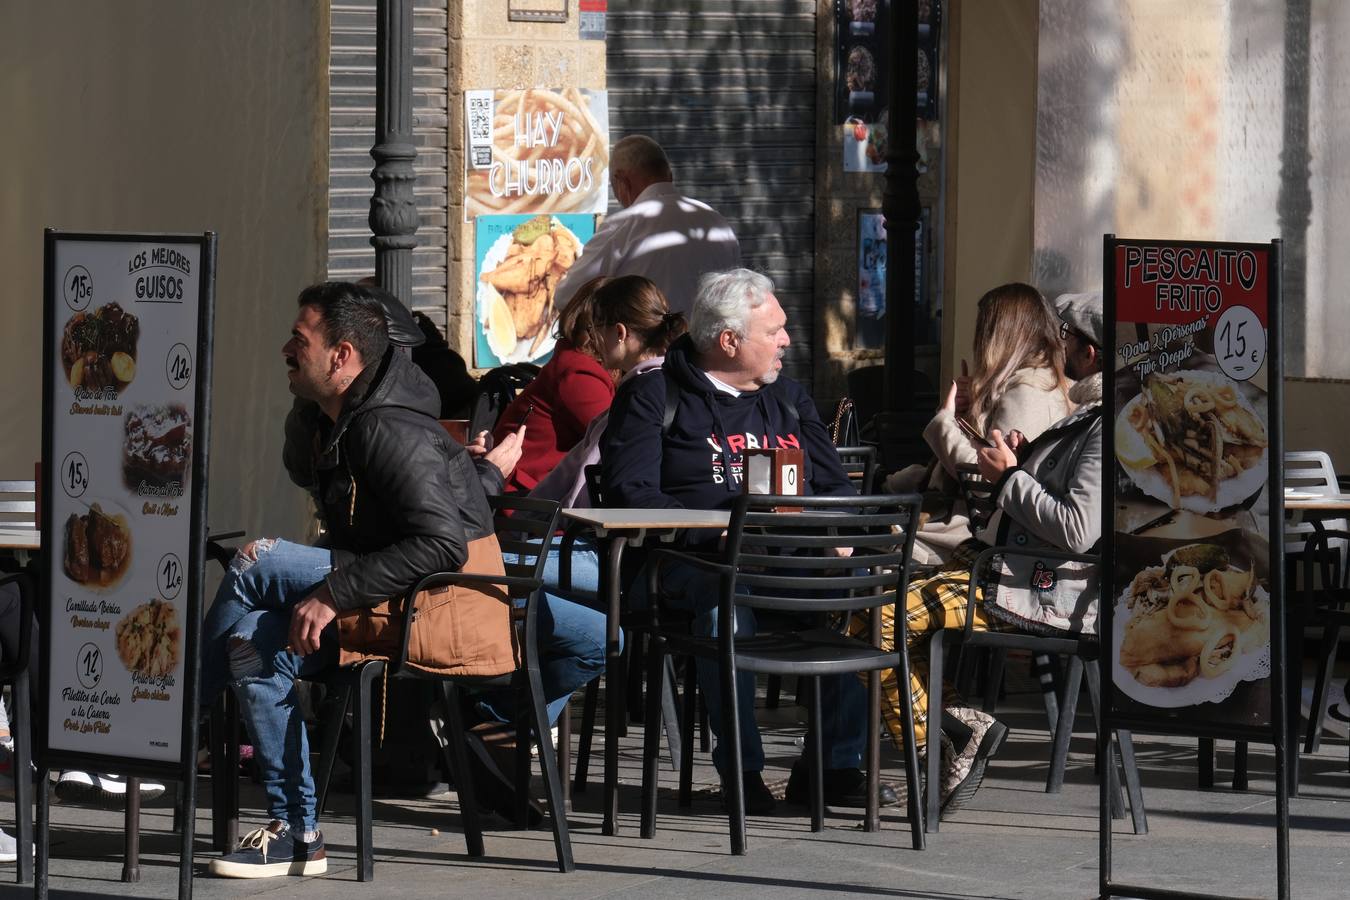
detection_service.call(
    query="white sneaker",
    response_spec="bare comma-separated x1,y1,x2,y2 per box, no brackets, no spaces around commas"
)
55,770,165,805
54,769,96,804
0,827,16,864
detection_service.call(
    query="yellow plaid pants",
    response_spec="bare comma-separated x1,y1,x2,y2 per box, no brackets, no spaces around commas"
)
846,550,1006,750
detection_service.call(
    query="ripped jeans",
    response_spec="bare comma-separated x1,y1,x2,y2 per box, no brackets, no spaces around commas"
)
200,539,335,832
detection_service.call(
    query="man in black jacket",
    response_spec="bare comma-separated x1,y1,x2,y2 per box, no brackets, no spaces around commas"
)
202,282,496,879
602,268,893,814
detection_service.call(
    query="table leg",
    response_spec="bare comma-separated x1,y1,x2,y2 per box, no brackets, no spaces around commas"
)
601,535,630,837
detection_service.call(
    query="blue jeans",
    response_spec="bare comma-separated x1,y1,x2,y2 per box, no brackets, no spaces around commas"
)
480,539,609,725
201,540,335,832
635,559,867,776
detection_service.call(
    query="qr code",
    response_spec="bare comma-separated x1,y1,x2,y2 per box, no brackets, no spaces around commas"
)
468,95,493,144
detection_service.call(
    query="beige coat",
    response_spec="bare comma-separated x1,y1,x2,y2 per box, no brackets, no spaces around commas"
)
910,367,1073,565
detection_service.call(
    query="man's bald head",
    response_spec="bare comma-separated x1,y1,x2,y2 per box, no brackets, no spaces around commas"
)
610,135,673,207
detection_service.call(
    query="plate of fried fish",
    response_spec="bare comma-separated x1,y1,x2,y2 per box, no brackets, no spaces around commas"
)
1115,369,1269,513
477,215,583,364
1114,542,1270,708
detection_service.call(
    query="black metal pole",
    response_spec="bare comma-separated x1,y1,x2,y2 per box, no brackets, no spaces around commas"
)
1276,0,1310,376
371,0,420,307
882,0,920,412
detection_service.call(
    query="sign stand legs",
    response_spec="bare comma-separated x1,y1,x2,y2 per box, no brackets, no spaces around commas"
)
120,778,141,883
35,768,49,898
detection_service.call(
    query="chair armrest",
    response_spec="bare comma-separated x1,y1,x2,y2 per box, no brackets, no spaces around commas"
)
962,545,1098,641
392,569,544,673
407,570,544,596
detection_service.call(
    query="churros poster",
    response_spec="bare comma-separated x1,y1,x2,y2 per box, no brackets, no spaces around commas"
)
474,213,598,367
46,237,202,763
1107,239,1276,730
464,88,610,221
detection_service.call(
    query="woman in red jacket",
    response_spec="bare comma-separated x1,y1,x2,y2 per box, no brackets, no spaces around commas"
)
492,277,618,493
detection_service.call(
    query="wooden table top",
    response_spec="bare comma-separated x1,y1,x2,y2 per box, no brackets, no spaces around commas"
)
0,528,40,550
1284,492,1350,511
561,508,730,532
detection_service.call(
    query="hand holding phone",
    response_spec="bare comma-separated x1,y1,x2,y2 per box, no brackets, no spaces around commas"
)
955,415,996,448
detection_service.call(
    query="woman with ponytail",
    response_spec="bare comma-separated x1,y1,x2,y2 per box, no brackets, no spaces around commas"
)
531,275,687,508
471,278,687,792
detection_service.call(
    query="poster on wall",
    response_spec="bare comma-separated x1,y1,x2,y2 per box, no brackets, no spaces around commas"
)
853,209,932,350
40,230,215,774
464,88,609,221
474,213,598,367
1103,237,1281,735
837,0,941,172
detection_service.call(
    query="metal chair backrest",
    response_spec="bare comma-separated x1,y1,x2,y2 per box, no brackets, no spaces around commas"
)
490,494,561,589
870,409,934,476
1284,451,1347,563
834,445,879,495
1303,527,1350,594
1285,451,1338,495
721,493,922,615
954,464,998,534
0,481,36,529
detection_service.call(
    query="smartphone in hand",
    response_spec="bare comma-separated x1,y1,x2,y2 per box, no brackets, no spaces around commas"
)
955,415,996,448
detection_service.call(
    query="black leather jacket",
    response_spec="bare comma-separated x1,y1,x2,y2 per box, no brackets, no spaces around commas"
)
282,348,495,611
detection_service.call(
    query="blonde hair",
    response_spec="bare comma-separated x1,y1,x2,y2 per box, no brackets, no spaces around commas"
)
968,282,1072,426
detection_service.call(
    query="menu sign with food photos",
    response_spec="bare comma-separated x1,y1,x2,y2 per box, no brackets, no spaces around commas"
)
464,88,609,221
40,231,215,773
1102,237,1284,740
473,213,597,367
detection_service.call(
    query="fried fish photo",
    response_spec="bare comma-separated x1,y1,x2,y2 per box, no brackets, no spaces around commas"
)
478,215,584,363
1114,542,1270,706
1115,369,1268,513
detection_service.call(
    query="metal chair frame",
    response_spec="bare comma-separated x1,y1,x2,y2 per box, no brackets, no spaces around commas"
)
638,492,928,854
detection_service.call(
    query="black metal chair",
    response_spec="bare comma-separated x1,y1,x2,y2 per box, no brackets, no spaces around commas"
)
0,572,34,883
921,545,1147,835
638,493,928,854
836,445,880,495
311,495,573,879
951,464,1065,737
1301,528,1350,761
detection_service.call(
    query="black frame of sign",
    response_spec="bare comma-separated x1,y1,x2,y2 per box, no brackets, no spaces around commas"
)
1098,234,1288,900
38,229,216,900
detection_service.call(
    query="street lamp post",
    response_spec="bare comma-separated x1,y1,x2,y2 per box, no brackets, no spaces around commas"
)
370,0,420,306
882,0,921,412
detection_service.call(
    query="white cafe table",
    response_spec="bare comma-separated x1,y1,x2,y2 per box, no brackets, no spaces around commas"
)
559,507,730,836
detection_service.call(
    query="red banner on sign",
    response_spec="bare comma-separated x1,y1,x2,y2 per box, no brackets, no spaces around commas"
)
1114,243,1268,326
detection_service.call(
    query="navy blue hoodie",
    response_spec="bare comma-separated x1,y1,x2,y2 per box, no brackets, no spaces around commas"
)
600,334,855,515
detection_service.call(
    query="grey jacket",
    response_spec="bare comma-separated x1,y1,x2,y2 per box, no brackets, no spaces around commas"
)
977,373,1102,635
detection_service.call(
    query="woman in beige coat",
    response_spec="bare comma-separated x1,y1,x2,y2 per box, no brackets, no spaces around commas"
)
899,282,1074,564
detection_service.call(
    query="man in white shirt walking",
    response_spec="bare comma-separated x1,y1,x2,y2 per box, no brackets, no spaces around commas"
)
552,135,740,316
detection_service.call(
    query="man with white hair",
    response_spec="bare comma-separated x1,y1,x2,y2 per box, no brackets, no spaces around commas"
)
551,135,740,316
601,268,895,814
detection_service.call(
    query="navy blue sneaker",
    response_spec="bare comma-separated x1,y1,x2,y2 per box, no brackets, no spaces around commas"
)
208,821,326,878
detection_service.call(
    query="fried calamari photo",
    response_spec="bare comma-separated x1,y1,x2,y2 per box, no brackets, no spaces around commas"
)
1119,543,1269,691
